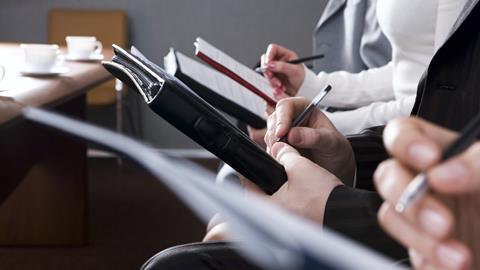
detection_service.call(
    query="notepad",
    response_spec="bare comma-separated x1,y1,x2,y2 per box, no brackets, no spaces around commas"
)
194,37,276,106
164,49,267,128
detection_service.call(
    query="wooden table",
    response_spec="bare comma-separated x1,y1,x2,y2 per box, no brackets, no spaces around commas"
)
0,43,112,245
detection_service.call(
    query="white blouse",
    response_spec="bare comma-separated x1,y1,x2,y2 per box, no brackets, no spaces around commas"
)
297,0,467,135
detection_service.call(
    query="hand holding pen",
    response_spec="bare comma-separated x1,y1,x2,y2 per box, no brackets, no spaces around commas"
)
277,85,332,142
260,44,323,98
395,111,480,213
375,117,480,270
263,89,357,184
255,54,324,73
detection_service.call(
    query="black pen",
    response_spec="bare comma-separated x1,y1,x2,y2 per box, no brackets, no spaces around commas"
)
396,111,480,213
277,84,332,143
255,54,324,73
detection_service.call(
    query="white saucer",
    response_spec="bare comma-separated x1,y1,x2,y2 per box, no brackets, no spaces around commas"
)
65,53,104,62
19,66,69,77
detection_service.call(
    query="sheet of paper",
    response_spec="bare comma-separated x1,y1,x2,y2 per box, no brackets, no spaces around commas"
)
194,38,275,101
164,50,266,119
24,106,405,270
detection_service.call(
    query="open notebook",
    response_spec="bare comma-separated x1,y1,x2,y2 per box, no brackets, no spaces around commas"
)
194,37,277,106
102,45,286,195
22,106,405,270
164,49,267,128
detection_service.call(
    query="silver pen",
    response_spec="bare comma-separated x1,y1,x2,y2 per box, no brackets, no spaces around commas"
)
277,84,332,142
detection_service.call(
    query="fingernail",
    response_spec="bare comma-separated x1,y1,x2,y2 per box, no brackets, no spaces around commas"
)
270,142,285,159
408,143,438,167
266,71,273,78
433,161,468,184
419,207,449,237
437,244,467,270
275,123,286,138
268,63,276,70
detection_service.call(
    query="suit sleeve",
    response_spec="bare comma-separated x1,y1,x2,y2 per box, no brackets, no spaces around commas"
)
323,185,407,260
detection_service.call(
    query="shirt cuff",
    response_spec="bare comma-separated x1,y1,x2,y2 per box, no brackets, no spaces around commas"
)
297,66,326,100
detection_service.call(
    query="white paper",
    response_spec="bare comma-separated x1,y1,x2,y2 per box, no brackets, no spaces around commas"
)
164,50,266,119
23,107,406,270
194,37,275,101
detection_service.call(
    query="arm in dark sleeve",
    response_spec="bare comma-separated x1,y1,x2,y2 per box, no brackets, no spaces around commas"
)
323,185,407,260
347,125,389,191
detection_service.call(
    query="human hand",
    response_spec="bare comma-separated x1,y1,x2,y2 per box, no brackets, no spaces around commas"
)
247,126,267,149
375,117,476,270
262,44,305,97
265,97,355,185
204,142,342,241
240,142,342,224
268,142,342,223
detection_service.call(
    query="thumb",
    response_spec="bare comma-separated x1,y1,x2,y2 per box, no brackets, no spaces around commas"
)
271,142,302,167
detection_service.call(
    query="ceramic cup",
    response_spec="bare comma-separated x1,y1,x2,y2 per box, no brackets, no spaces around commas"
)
66,36,103,59
20,44,61,73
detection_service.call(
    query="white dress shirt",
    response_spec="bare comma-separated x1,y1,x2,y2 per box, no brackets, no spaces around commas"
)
297,0,467,135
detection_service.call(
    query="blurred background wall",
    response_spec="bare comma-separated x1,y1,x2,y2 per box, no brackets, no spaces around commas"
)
0,0,327,148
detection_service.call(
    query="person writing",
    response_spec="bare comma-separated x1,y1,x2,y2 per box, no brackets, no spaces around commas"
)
263,0,467,135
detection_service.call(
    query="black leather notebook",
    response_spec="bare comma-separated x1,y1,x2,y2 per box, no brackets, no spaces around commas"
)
102,45,287,194
164,48,266,129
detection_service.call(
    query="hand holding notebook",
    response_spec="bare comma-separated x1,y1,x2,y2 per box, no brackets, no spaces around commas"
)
103,45,287,194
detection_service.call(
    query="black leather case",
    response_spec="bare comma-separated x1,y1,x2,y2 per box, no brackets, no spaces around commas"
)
102,45,287,194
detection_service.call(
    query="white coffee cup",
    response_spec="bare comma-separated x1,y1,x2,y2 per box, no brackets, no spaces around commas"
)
66,36,103,59
20,44,61,73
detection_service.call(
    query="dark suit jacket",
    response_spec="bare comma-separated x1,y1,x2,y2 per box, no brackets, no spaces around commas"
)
324,0,480,260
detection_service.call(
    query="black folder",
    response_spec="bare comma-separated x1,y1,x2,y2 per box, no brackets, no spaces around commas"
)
102,45,287,194
164,49,266,129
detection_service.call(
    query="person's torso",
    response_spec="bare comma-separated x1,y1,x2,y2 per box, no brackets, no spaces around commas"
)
377,0,466,99
415,0,480,131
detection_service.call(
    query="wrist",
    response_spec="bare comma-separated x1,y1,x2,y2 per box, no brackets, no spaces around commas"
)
297,66,326,100
307,180,343,224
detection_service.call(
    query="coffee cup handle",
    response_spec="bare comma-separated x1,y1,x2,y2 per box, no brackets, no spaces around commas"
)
0,65,5,81
95,41,103,55
56,49,65,65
